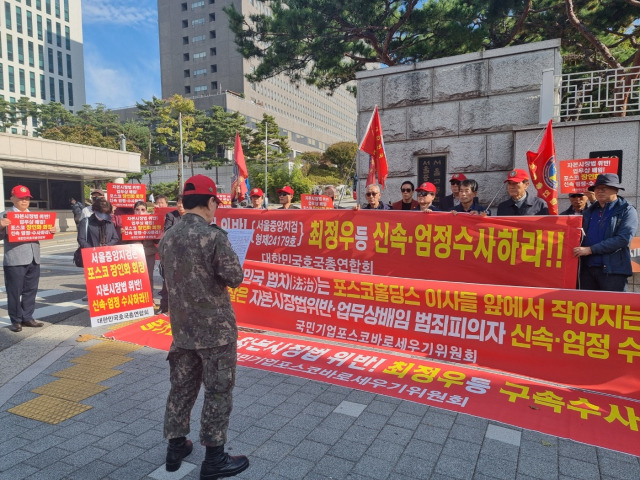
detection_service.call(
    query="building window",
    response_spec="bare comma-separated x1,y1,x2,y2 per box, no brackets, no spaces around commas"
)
37,15,42,40
210,47,216,56
36,0,41,10
182,36,188,45
67,82,73,106
19,69,25,95
0,65,3,90
17,38,24,64
193,68,206,76
47,19,52,43
65,25,70,50
66,53,71,78
191,0,204,8
38,45,44,69
8,66,14,92
184,85,190,94
56,22,62,47
55,0,60,18
210,30,216,39
29,71,36,97
49,76,54,100
209,13,215,21
7,34,13,61
211,81,218,91
57,50,63,75
192,17,205,26
27,10,33,36
28,41,34,67
64,0,69,21
46,0,51,15
194,85,207,93
5,2,11,29
181,2,187,11
182,19,188,27
183,53,189,61
210,64,217,73
193,51,206,59
192,34,205,42
184,69,190,77
47,47,53,73
59,79,64,103
16,6,22,33
40,74,45,99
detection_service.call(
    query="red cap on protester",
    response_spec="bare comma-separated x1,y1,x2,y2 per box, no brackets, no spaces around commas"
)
277,186,294,195
11,185,32,198
450,173,467,183
249,187,264,197
416,182,437,193
183,175,220,203
504,169,530,183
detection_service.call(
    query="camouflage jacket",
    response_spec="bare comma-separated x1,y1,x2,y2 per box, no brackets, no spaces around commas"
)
159,213,244,349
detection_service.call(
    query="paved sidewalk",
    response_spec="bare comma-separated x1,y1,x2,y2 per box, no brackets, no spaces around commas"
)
1,318,639,480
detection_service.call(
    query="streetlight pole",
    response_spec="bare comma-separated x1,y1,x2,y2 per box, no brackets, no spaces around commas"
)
178,113,184,193
264,122,268,206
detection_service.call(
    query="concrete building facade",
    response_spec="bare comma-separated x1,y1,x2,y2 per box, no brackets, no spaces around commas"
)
0,0,86,133
157,0,357,154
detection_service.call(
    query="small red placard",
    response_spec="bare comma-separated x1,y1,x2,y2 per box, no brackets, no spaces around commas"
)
6,212,56,242
121,215,163,241
217,193,232,208
301,194,334,209
107,183,147,208
558,157,619,194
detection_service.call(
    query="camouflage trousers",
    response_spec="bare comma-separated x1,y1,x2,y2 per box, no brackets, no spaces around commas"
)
164,342,237,446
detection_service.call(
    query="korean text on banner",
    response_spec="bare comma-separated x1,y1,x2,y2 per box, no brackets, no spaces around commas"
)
6,212,56,242
107,183,146,208
121,215,163,241
558,157,619,194
82,244,154,327
215,209,582,289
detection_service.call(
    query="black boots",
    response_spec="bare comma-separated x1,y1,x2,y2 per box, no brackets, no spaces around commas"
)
166,436,193,472
200,445,249,480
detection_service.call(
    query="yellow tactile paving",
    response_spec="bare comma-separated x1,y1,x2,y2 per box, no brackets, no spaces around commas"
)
70,352,134,368
86,341,142,355
52,363,122,383
32,378,108,402
8,395,92,424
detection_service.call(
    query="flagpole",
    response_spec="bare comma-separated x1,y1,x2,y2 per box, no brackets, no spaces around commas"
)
264,123,268,207
178,112,184,193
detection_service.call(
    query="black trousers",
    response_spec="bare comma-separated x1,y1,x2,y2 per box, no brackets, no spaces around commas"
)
579,265,628,292
4,260,40,325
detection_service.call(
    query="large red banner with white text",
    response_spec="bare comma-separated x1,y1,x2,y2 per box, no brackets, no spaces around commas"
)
230,261,640,400
121,215,163,241
6,212,56,241
82,244,154,327
215,209,582,289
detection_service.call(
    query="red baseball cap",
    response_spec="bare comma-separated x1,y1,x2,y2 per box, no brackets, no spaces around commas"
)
450,173,467,183
277,186,294,195
183,175,220,203
11,185,32,198
250,187,264,197
504,169,530,183
416,182,436,193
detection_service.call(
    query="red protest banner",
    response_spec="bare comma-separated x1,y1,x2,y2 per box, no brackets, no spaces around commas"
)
82,244,154,327
153,207,178,230
231,260,640,400
217,193,232,208
6,212,56,242
215,209,582,289
301,194,334,209
558,157,619,194
121,215,163,241
107,183,146,208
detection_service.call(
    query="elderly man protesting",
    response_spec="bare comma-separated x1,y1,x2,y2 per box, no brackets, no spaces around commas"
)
497,169,549,216
354,184,391,210
573,173,638,292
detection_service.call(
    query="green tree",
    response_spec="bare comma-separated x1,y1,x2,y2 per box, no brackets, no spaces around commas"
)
148,181,180,200
0,98,17,132
40,125,118,149
247,114,290,165
36,102,75,133
201,106,252,166
76,104,122,138
266,162,313,203
121,120,151,162
136,96,167,165
322,142,358,180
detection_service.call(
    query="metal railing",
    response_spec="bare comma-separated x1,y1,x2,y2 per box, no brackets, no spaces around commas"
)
555,66,640,120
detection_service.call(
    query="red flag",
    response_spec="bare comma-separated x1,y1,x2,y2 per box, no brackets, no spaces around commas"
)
359,106,389,190
526,119,558,215
231,132,248,201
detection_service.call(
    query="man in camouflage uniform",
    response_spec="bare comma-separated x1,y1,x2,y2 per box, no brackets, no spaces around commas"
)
159,174,249,479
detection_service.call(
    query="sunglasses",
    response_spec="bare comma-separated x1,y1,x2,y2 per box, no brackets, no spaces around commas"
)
365,192,378,197
417,191,435,197
278,192,290,196
401,188,413,193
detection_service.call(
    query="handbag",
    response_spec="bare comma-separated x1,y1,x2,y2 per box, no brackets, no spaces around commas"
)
73,219,89,268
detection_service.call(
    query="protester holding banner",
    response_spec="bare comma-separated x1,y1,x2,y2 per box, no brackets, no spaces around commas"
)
573,174,638,292
277,185,300,209
81,189,104,220
0,185,56,332
159,174,249,478
440,173,466,211
392,181,419,210
412,182,439,213
246,188,266,209
561,192,589,215
354,184,391,210
324,185,345,209
453,179,489,215
77,197,119,250
497,169,549,216
132,201,159,293
155,195,169,208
